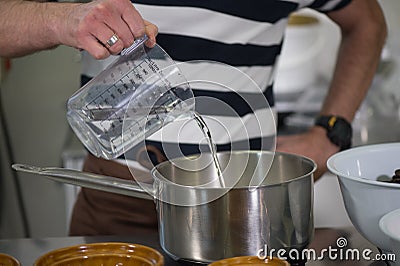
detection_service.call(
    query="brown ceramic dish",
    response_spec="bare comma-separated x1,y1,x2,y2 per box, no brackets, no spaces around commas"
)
0,253,21,266
209,256,290,266
34,242,164,266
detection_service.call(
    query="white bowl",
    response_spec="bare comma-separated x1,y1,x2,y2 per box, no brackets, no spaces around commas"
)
327,142,400,252
379,208,400,264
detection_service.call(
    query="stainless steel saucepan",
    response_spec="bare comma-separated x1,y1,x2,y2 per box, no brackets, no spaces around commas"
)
13,150,316,263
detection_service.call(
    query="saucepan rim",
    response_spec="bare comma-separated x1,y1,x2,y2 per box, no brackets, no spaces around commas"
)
150,150,316,190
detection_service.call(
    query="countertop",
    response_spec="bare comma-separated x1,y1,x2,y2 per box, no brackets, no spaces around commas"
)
0,226,394,265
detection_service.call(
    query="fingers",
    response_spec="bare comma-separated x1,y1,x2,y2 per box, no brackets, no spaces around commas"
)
89,23,123,55
120,3,146,39
144,20,158,48
98,0,141,51
90,0,139,55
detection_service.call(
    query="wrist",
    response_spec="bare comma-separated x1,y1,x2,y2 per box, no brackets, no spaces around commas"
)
44,2,76,47
314,115,352,151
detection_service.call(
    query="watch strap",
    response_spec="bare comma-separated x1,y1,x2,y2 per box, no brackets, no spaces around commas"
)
315,115,352,151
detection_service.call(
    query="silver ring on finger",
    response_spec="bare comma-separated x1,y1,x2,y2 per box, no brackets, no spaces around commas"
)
106,34,119,48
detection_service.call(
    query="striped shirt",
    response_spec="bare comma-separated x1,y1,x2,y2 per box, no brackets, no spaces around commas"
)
81,0,351,161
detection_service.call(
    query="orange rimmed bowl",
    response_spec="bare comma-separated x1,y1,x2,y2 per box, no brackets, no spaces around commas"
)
209,256,290,266
0,253,20,266
34,242,164,266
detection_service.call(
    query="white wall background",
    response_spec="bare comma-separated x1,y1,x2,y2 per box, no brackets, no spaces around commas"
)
0,46,81,238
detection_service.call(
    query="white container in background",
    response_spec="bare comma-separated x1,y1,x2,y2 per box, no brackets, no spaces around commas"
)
275,13,323,96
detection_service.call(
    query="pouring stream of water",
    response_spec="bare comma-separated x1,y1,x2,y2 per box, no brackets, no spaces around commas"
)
192,112,226,188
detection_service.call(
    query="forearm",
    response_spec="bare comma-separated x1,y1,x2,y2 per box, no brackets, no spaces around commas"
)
0,0,158,59
0,0,74,57
320,0,387,122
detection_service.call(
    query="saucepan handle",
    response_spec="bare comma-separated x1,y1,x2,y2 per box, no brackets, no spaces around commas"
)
12,164,154,200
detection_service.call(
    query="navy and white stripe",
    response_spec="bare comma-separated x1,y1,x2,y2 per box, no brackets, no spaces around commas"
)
81,0,351,159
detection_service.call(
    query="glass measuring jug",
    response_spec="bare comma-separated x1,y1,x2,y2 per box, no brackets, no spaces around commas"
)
67,36,194,159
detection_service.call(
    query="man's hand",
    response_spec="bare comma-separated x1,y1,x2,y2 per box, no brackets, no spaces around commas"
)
276,127,339,180
58,0,158,59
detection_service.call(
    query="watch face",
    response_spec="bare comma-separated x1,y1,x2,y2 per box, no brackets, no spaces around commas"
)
328,118,352,150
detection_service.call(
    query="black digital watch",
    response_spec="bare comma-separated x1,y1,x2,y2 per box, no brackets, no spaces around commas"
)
315,115,352,151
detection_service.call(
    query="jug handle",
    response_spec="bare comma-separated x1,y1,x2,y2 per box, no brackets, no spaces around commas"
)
12,164,154,200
